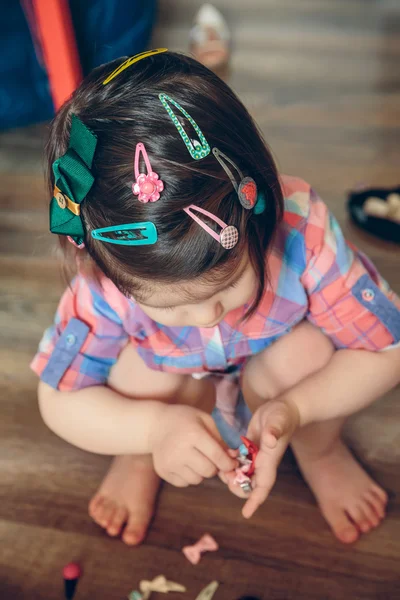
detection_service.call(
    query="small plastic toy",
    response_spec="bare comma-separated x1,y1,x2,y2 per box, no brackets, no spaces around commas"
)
234,436,259,493
182,533,219,565
195,581,220,600
63,562,82,600
129,576,186,600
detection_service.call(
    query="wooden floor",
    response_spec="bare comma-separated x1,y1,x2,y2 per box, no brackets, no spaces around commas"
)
1,1,400,598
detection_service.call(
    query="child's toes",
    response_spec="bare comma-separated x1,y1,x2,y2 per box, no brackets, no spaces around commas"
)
122,515,146,546
347,504,374,533
107,506,128,537
97,499,116,529
364,489,387,521
371,485,388,508
361,499,381,528
88,493,103,520
89,495,109,526
322,505,359,544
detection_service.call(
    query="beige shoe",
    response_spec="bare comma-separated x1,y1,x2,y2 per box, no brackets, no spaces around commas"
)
189,4,231,72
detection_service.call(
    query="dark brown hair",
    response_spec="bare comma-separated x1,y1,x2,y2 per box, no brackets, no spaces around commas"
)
45,52,283,317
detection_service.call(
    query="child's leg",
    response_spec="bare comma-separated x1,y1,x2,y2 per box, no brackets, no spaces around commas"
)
242,322,388,543
89,343,214,545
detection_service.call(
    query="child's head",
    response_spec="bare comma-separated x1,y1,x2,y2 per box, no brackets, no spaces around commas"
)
46,51,283,326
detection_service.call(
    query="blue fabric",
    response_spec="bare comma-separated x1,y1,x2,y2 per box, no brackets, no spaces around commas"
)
212,393,252,448
352,274,400,342
1,0,156,130
41,318,89,388
70,0,157,75
0,2,53,130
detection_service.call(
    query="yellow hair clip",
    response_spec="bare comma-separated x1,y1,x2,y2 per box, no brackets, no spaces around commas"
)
102,48,168,85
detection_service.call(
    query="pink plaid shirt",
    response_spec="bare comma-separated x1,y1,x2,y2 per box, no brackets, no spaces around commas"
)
31,176,400,392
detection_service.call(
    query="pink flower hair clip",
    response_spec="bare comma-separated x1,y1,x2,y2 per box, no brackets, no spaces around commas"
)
132,142,164,203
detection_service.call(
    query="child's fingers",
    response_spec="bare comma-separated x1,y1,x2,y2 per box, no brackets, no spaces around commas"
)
198,436,237,472
241,449,279,518
198,418,238,472
261,429,280,450
219,470,252,499
167,473,190,488
218,471,228,484
247,403,293,450
242,485,269,519
181,466,204,486
189,448,218,478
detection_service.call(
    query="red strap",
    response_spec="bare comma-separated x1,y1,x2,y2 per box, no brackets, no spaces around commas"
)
32,0,82,109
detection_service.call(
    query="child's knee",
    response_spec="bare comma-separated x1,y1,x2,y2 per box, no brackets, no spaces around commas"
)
243,322,334,409
108,342,215,412
293,322,335,372
108,343,188,401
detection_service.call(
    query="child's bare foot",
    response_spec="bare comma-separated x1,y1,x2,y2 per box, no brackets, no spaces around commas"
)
89,454,160,546
294,440,388,544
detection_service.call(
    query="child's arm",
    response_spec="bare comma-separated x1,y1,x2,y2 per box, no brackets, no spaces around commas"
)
38,382,236,484
246,345,400,435
38,381,166,455
242,346,400,518
247,345,400,440
278,346,400,426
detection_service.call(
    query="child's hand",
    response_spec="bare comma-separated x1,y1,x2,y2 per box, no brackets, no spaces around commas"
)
150,404,237,487
221,398,300,517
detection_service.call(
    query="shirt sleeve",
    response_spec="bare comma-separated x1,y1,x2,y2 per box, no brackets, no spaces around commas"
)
30,274,129,391
301,189,400,351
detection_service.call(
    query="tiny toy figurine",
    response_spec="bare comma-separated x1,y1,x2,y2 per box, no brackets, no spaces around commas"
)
234,436,259,493
195,581,220,600
129,575,186,600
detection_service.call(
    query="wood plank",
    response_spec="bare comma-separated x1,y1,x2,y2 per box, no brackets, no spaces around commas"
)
1,0,400,598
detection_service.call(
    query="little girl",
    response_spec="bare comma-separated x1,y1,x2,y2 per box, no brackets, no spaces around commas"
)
32,50,400,547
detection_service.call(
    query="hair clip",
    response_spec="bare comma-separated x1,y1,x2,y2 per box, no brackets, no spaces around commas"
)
182,534,219,565
91,222,157,245
67,236,85,249
132,143,164,203
159,93,210,160
212,148,257,210
102,48,168,85
50,114,97,247
184,204,238,249
254,190,266,214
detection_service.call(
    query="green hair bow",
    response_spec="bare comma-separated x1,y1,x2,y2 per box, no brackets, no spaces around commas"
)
49,114,97,245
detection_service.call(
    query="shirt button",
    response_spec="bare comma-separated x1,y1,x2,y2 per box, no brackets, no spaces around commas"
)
362,288,375,302
66,333,76,346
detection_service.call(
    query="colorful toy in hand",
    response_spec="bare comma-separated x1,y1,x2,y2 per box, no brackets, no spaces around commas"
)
234,436,259,493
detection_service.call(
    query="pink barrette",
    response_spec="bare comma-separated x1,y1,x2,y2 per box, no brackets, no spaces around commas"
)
132,142,164,203
182,534,219,565
183,204,238,249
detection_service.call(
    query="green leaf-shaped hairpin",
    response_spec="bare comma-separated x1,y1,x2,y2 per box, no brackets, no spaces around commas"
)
49,114,97,246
